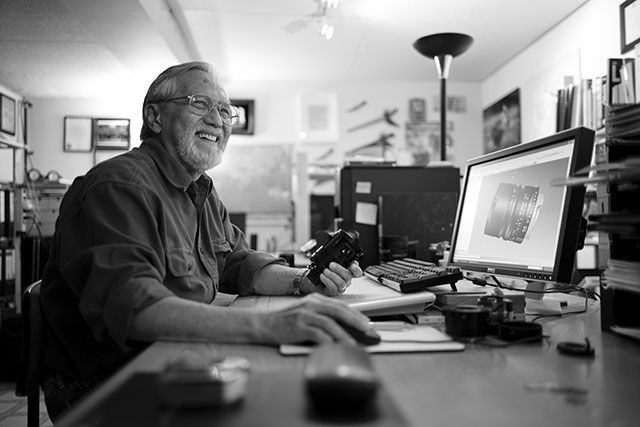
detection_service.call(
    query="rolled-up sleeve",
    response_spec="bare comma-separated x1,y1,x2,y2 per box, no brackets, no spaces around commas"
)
220,248,285,295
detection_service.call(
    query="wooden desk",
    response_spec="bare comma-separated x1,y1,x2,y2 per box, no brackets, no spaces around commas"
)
56,301,640,427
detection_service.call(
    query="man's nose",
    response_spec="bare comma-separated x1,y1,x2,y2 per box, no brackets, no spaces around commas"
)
203,105,224,125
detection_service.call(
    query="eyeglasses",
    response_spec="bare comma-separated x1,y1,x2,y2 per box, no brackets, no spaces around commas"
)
159,94,239,126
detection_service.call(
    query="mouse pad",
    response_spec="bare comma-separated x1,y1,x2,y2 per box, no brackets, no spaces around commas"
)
65,371,408,427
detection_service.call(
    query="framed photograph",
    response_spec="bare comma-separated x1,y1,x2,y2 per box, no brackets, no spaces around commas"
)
621,0,640,54
63,116,93,152
298,93,338,143
230,99,254,135
1,93,16,135
483,88,521,154
93,118,131,150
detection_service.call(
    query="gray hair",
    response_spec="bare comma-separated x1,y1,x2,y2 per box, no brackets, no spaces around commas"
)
139,61,218,140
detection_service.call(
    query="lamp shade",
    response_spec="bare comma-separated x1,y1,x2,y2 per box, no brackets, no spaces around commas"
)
413,33,473,59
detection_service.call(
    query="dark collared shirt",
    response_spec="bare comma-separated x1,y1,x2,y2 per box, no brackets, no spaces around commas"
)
40,138,283,381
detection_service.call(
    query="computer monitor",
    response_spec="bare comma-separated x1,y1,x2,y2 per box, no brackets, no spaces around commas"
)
449,127,595,286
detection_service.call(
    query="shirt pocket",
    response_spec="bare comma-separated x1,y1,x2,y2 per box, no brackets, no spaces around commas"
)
166,248,196,278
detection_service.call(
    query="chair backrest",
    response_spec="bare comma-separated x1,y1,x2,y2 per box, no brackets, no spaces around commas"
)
15,280,45,397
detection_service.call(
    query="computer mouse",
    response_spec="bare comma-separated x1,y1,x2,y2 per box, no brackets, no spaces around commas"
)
337,320,382,346
304,343,379,410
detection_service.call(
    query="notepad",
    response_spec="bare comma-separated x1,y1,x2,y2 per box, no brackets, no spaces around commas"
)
280,324,465,355
230,276,436,317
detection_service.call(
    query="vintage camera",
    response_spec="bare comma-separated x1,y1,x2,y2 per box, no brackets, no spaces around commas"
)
307,229,363,287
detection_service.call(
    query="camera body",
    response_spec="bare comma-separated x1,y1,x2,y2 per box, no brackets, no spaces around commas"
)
307,229,363,287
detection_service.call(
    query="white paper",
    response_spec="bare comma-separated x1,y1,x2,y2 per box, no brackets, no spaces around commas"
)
280,324,464,355
355,201,377,225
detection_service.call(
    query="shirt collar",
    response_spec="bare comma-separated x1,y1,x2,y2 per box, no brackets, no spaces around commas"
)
140,138,212,192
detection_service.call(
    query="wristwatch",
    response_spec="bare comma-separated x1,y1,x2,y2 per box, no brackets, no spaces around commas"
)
292,269,307,296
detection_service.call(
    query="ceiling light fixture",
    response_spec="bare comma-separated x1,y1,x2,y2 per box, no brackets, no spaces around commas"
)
315,0,338,40
319,21,335,40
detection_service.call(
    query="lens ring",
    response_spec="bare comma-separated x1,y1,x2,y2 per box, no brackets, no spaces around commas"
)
484,183,542,244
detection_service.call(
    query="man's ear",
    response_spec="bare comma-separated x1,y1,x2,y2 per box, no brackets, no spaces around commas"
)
144,103,162,133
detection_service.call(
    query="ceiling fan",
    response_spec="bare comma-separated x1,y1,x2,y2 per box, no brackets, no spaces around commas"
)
284,0,339,39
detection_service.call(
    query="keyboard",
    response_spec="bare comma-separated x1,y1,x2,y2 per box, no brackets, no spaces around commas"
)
364,258,463,293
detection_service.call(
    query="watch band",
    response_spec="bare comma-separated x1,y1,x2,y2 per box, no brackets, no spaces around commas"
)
292,269,307,296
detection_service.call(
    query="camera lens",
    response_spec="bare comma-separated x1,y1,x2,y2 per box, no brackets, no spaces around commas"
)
484,183,542,244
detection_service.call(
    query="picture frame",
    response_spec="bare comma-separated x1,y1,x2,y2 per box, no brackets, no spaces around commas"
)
621,0,640,54
298,93,338,143
230,99,254,135
1,93,16,136
482,88,521,154
63,116,93,152
93,118,131,150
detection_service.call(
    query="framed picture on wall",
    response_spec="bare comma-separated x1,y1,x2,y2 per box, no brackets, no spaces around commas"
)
482,88,521,154
93,118,131,150
63,116,93,152
230,99,254,135
298,93,338,143
1,93,16,135
620,0,640,54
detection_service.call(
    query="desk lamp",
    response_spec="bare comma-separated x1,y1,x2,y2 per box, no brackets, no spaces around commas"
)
413,33,473,161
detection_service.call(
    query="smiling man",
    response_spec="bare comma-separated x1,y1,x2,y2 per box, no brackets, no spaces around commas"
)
39,62,367,422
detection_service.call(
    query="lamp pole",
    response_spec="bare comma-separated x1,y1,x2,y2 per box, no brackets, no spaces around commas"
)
413,33,473,162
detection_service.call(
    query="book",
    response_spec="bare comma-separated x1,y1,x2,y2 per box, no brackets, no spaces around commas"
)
608,58,636,104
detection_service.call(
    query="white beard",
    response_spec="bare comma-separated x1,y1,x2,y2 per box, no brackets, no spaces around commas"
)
177,136,222,173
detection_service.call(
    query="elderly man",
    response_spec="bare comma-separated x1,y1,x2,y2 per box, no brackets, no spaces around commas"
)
40,61,367,421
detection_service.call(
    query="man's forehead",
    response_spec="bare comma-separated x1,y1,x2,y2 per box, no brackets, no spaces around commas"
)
177,69,227,98
179,69,215,89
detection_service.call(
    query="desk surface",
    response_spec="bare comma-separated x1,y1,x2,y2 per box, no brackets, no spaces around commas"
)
57,298,640,427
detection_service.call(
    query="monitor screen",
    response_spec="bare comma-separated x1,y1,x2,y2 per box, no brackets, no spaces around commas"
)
449,127,595,285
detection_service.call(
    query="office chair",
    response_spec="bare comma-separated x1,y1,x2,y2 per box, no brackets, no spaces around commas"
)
14,280,45,427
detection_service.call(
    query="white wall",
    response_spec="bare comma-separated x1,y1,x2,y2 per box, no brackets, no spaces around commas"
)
482,0,629,142
27,97,143,183
26,79,481,182
24,78,481,251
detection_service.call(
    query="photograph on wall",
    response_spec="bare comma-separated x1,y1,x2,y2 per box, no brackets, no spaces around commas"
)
405,121,454,165
483,88,521,154
231,99,254,135
1,93,16,135
93,118,130,150
298,93,338,143
63,116,93,152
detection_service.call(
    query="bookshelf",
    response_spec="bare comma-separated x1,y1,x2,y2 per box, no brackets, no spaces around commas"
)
554,53,640,340
593,104,640,341
0,138,24,326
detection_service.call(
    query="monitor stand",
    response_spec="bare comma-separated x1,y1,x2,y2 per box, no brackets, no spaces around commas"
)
524,281,563,316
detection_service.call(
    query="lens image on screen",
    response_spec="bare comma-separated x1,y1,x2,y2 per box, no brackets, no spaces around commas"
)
484,182,544,244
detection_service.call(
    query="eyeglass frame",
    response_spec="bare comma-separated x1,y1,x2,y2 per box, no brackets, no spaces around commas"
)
155,94,240,126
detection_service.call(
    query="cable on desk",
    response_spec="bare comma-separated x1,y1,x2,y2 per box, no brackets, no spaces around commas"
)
461,273,594,322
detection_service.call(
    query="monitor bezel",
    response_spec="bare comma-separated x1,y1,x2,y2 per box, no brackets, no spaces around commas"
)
448,127,595,284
